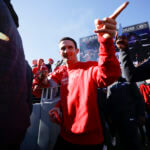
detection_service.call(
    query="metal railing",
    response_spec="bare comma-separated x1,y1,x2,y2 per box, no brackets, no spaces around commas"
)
41,86,60,102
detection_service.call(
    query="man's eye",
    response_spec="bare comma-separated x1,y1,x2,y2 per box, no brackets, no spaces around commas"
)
68,46,73,49
61,47,65,51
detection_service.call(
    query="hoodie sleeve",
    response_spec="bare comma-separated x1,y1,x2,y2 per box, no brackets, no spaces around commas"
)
92,36,121,87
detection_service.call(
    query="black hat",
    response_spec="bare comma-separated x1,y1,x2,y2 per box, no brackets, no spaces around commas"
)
3,0,19,28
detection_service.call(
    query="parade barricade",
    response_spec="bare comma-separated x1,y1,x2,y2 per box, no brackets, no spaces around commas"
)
21,86,60,150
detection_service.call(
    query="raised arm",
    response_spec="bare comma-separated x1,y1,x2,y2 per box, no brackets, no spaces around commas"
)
116,34,150,82
94,1,129,39
92,2,129,87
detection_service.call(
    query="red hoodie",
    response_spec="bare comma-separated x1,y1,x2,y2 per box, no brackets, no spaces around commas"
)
139,83,150,113
50,36,121,145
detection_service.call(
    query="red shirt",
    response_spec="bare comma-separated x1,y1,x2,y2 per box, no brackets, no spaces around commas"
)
32,67,38,75
50,36,121,145
139,83,150,113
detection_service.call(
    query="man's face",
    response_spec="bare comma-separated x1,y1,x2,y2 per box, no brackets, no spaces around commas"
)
38,59,44,66
48,60,53,65
32,60,37,65
59,40,78,64
42,70,48,77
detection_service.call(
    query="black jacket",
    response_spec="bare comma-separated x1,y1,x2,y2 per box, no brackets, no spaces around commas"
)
0,0,32,144
119,48,150,82
107,77,145,118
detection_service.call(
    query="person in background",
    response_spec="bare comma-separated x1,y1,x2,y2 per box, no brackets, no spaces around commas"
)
116,34,150,82
54,59,64,71
106,76,145,150
32,58,44,76
0,0,33,149
32,59,37,68
45,15,121,150
139,79,150,142
32,65,50,99
46,58,54,73
116,33,150,148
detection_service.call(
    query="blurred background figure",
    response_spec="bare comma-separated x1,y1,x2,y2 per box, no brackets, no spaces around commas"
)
54,59,64,71
139,78,150,143
46,58,54,73
32,65,49,99
106,77,145,150
32,58,48,103
32,58,44,76
32,59,37,68
0,0,33,149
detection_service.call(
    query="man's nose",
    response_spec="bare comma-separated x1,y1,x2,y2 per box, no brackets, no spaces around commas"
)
63,48,68,53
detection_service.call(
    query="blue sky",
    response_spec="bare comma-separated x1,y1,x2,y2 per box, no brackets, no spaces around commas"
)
11,0,150,67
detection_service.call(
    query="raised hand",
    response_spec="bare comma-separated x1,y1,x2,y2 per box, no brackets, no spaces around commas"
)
48,107,63,125
94,1,129,39
109,1,129,20
115,32,128,50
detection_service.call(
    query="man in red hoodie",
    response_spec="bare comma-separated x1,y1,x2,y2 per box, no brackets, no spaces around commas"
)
45,15,121,150
47,2,131,149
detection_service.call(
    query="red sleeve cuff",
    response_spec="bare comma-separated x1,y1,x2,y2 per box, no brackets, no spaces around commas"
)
97,35,115,55
97,35,113,43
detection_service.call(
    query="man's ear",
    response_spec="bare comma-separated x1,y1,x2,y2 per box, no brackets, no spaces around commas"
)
76,48,79,54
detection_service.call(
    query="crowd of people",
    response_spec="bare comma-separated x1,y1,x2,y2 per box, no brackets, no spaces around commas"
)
31,58,53,99
1,0,150,150
31,58,64,100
